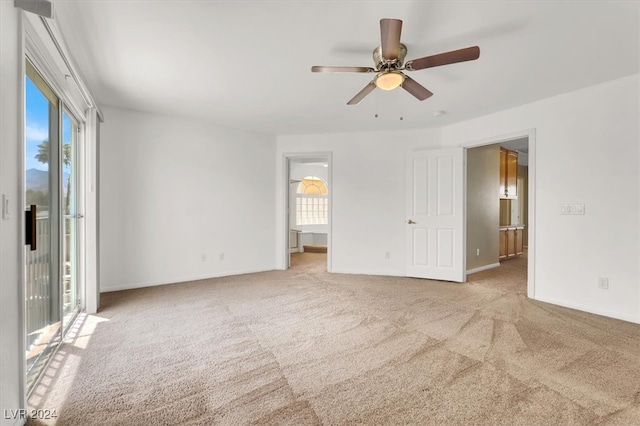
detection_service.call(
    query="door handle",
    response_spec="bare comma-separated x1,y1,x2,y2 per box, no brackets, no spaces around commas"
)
25,204,36,251
407,219,416,224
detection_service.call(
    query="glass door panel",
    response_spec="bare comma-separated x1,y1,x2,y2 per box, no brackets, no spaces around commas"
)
62,111,80,327
25,60,62,391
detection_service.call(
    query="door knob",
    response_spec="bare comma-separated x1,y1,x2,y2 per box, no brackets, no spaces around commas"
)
407,219,416,224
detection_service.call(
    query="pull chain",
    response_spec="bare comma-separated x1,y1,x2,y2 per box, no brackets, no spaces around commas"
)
374,89,379,118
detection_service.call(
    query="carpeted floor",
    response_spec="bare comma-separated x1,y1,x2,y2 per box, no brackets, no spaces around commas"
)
27,253,640,425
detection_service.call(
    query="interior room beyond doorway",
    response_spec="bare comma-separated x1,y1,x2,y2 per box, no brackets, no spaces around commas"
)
287,156,330,271
466,136,530,293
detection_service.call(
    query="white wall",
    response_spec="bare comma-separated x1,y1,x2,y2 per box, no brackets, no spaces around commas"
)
0,4,25,425
277,75,639,324
442,73,640,323
277,128,442,275
100,107,277,291
636,4,640,329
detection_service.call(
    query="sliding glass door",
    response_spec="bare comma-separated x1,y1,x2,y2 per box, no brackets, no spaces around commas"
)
25,60,62,391
24,60,83,393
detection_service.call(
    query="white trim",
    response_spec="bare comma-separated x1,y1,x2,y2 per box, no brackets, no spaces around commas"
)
17,10,27,415
462,147,468,283
459,129,534,149
282,152,333,273
39,15,99,114
100,267,275,293
284,156,290,268
527,129,536,299
466,262,501,275
459,128,536,299
23,14,87,122
84,109,99,314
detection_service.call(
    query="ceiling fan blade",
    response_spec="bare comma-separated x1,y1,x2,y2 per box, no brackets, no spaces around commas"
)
312,66,375,73
407,46,480,71
380,18,403,60
347,81,376,105
402,76,433,101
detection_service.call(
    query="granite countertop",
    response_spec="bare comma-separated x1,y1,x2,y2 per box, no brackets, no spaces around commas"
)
499,224,525,229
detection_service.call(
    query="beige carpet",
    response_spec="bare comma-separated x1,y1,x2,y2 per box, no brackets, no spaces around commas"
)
27,253,640,425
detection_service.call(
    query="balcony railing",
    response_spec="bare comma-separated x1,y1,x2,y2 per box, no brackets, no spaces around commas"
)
25,216,53,350
25,214,76,351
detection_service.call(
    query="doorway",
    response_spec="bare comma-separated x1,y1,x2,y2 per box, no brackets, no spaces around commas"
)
463,131,535,298
284,153,332,272
24,59,84,394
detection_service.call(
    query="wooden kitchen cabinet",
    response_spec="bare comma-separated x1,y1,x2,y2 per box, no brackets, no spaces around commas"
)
499,147,518,199
499,226,525,260
499,229,507,258
514,227,523,255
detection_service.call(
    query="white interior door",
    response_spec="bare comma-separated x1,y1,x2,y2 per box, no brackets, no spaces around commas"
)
406,148,465,282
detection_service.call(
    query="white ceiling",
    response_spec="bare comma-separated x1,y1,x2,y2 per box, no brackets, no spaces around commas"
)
53,1,639,135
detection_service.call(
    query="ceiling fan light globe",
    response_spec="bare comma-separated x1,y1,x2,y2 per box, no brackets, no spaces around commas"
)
375,72,404,90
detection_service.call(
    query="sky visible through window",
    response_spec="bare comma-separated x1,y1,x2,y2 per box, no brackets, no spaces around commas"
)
25,76,72,173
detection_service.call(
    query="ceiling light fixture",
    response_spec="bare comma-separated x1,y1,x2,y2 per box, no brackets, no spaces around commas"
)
375,71,404,91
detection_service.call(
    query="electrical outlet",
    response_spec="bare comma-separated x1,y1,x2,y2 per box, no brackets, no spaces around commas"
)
385,251,390,260
598,277,609,290
476,248,480,256
560,204,586,215
200,253,207,262
219,252,225,261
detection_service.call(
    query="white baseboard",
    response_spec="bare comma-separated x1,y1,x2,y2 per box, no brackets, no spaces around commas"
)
533,295,640,325
101,266,276,293
466,262,501,275
330,268,405,277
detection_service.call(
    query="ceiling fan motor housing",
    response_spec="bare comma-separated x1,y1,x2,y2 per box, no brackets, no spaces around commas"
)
373,43,407,70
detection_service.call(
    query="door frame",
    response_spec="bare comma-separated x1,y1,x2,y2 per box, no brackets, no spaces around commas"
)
459,129,536,299
22,12,91,398
282,152,333,271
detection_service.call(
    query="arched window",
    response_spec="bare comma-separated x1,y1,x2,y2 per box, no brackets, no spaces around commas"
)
296,176,328,225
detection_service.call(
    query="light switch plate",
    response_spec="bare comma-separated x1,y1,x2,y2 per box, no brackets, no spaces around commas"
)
2,194,9,220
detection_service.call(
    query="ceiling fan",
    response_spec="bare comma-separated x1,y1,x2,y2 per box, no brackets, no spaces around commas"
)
312,18,480,105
